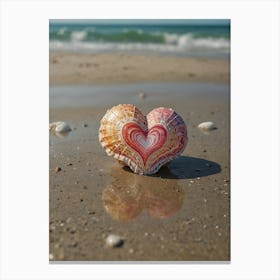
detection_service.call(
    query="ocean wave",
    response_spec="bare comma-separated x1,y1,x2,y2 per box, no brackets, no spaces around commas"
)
50,28,165,43
178,34,229,50
49,27,230,56
71,30,88,41
49,38,230,55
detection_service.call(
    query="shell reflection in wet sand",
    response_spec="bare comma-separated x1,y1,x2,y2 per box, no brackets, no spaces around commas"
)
102,168,185,222
102,183,143,222
144,184,184,219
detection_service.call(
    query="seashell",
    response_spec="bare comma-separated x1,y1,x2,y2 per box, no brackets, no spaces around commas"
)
49,121,72,138
99,104,187,175
105,234,123,248
197,121,217,132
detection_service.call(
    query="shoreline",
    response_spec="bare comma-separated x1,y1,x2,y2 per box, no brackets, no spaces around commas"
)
49,52,230,86
49,82,230,109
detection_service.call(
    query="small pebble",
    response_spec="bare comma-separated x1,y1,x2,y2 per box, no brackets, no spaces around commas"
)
49,253,54,260
69,228,76,234
55,166,62,173
215,225,219,229
129,248,134,254
83,123,88,127
50,224,56,231
66,163,73,166
70,241,78,248
105,234,123,248
138,92,146,99
91,217,99,222
190,180,194,184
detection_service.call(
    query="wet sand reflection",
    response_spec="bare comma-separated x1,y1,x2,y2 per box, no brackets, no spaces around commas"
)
102,167,185,222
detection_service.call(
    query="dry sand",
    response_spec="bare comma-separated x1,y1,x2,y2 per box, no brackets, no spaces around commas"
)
50,52,229,86
49,52,230,261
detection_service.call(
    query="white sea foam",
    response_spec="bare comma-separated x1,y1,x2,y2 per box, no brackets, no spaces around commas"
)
70,30,87,41
57,28,66,35
50,33,230,57
163,33,179,44
163,33,229,50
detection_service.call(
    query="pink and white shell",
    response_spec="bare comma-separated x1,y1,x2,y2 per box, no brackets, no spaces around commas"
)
99,104,187,175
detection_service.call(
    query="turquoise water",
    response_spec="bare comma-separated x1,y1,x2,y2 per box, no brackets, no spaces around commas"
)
49,19,230,58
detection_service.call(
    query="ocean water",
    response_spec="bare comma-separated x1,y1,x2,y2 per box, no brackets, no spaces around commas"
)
49,20,230,58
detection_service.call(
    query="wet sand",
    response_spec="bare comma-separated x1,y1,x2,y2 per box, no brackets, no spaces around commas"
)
49,52,230,261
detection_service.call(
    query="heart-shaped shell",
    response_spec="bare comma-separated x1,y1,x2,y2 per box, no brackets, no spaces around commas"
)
99,104,187,175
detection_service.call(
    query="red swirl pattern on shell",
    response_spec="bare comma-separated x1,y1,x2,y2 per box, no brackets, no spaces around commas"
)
99,104,187,175
122,123,167,165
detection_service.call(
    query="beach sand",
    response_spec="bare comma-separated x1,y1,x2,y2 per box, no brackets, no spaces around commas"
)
49,52,230,261
49,52,229,86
